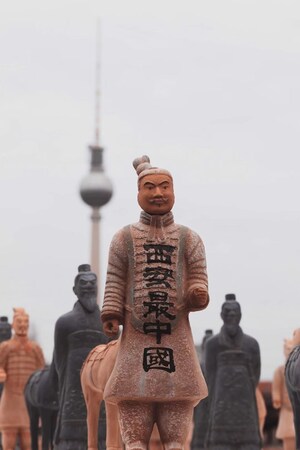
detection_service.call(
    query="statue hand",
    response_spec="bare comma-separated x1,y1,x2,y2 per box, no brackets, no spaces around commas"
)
273,399,281,409
0,368,7,383
103,319,120,337
186,284,209,311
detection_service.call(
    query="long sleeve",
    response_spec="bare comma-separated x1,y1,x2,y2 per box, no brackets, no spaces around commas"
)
184,229,209,310
0,341,9,369
185,230,208,289
250,338,261,386
272,366,283,407
0,341,9,381
101,228,128,324
32,343,45,369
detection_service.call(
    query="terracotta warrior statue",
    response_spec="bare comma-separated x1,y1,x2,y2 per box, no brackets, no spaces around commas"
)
53,264,108,450
101,155,209,450
0,308,45,450
205,294,261,450
272,337,296,450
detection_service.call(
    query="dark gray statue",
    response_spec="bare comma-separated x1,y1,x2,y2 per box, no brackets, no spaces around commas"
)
205,294,261,450
191,329,213,450
0,317,11,399
53,264,108,450
285,339,300,450
0,317,12,344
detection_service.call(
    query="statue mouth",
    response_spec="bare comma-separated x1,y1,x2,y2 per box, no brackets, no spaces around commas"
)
81,288,96,295
150,198,167,205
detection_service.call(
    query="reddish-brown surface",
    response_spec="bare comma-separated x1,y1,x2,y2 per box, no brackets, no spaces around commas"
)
0,308,45,450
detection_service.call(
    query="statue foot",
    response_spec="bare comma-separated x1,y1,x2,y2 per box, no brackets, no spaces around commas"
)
164,442,183,450
126,441,147,450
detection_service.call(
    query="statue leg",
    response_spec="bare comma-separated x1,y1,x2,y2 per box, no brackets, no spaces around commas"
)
156,401,194,450
118,400,154,450
1,427,18,450
283,437,296,450
106,401,123,450
18,427,31,450
85,388,103,450
149,423,163,450
25,401,39,450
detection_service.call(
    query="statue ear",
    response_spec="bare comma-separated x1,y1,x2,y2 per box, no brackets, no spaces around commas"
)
73,285,77,295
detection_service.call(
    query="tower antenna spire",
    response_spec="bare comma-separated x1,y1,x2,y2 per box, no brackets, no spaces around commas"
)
80,18,113,305
95,18,101,146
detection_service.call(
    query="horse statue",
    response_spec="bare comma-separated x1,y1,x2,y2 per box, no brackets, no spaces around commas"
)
24,358,59,450
80,338,195,450
80,339,121,450
285,329,300,450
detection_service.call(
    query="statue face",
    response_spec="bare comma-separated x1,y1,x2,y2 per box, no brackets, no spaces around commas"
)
137,174,175,215
13,314,29,337
74,273,98,312
221,303,241,337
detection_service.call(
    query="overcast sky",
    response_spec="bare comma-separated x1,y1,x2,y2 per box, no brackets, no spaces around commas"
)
1,0,300,379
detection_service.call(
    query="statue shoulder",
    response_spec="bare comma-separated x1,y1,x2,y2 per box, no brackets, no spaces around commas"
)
29,341,45,365
112,226,130,241
0,340,12,357
108,226,131,260
29,340,42,350
181,226,205,251
243,333,260,350
55,310,74,331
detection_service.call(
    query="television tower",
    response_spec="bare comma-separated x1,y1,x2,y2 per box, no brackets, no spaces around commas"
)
80,22,113,304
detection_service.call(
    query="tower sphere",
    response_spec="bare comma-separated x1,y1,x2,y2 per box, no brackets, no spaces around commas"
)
80,172,113,208
80,145,113,208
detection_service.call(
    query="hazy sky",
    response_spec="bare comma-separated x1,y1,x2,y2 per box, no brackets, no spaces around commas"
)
1,0,300,379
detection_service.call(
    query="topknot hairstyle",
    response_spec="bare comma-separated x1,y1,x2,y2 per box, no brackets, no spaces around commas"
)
13,307,28,319
74,264,97,286
132,155,173,187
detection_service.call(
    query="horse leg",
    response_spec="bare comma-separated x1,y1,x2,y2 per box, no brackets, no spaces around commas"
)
40,407,52,450
106,402,123,450
25,402,39,450
50,410,58,449
82,380,103,450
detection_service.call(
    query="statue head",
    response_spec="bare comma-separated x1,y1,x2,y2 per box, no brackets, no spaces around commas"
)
12,308,29,337
133,155,175,215
221,294,241,337
73,264,98,312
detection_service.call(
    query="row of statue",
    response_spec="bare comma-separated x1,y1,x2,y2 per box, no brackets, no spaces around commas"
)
0,155,300,450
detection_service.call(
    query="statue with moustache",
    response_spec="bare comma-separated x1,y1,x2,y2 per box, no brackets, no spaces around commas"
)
101,155,209,450
205,294,261,450
53,264,108,450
